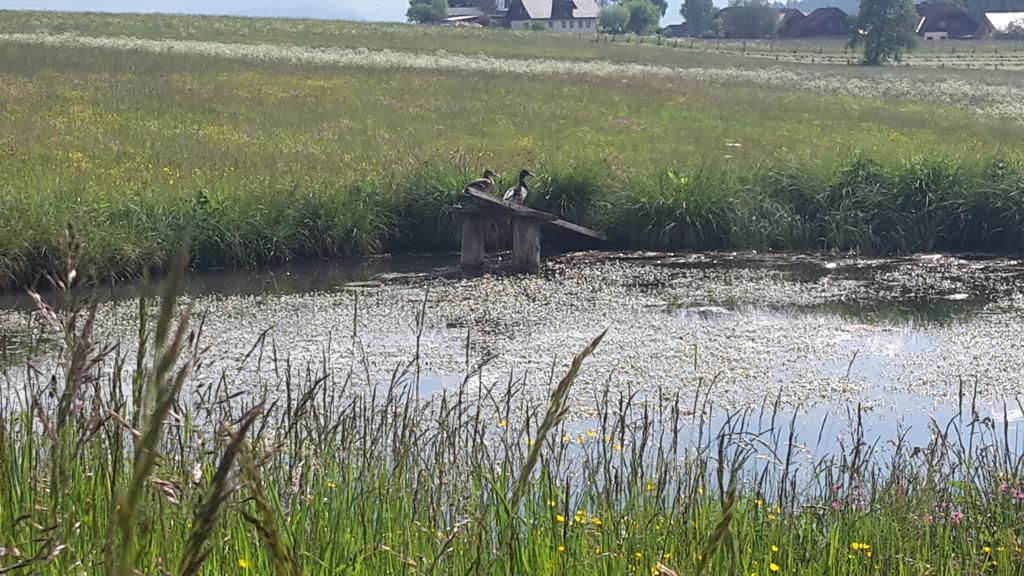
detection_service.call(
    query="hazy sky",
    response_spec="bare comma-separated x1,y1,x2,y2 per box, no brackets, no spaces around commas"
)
0,0,693,24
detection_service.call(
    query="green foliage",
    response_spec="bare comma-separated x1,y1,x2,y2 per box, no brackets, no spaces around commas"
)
683,0,716,37
850,0,918,64
407,0,448,23
721,0,779,38
599,5,632,33
649,0,670,16
623,0,661,34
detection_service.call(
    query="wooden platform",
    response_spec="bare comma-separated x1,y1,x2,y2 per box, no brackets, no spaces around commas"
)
453,188,608,273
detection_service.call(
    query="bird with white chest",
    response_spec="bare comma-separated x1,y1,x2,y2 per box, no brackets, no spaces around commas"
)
503,170,533,205
462,169,497,195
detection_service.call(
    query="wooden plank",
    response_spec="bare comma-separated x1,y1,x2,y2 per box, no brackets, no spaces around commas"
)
457,187,609,244
545,218,609,243
459,188,555,221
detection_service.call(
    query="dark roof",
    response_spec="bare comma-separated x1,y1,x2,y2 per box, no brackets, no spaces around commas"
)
447,7,486,18
915,2,976,37
778,8,806,37
793,7,848,36
665,23,691,37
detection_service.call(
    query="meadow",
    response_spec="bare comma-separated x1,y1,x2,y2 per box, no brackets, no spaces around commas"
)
0,11,1023,290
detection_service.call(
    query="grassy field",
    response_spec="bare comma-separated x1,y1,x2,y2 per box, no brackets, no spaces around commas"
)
0,11,1023,289
3,260,1024,575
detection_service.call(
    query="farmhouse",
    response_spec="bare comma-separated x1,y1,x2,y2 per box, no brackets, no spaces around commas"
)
976,11,1024,38
777,8,806,37
915,2,976,39
506,0,600,32
791,7,848,37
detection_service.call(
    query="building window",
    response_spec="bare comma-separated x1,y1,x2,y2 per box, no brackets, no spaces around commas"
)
570,20,575,28
587,20,592,28
548,20,553,28
561,20,566,28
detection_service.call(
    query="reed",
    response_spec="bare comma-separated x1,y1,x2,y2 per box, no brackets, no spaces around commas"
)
2,254,1024,574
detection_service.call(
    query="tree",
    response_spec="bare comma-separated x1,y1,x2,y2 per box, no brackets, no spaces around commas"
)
600,5,632,32
650,0,669,16
722,0,778,38
683,0,715,37
622,0,661,33
407,0,448,23
850,0,917,65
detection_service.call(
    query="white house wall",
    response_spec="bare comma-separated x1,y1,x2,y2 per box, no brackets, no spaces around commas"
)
511,18,598,32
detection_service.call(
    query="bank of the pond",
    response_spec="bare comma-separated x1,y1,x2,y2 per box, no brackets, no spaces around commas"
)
3,157,1024,292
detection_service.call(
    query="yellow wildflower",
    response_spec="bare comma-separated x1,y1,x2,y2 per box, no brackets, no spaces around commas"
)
498,420,507,428
555,514,566,523
982,545,992,554
663,552,672,560
767,514,777,521
558,545,566,553
591,517,604,526
547,499,556,508
769,562,780,572
238,559,250,569
326,481,337,490
771,545,780,553
634,551,643,560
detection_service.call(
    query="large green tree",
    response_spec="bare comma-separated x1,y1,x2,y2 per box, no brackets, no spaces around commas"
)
721,0,778,38
850,0,917,65
683,0,715,37
622,0,661,33
407,0,448,23
600,5,632,32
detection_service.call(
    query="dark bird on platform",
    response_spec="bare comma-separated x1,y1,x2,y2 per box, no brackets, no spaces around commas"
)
503,170,533,205
462,169,497,196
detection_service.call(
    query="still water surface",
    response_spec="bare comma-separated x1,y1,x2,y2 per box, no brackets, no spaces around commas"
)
2,251,1023,456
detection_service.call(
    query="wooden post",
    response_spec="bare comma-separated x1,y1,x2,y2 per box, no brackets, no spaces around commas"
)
460,214,485,269
512,218,541,273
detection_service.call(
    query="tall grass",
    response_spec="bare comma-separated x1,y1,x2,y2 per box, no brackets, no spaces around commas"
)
3,248,1024,574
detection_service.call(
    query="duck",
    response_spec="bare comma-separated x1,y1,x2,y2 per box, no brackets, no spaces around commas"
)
462,169,497,195
503,170,533,205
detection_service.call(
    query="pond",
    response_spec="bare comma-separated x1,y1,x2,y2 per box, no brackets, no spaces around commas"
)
2,251,1024,458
